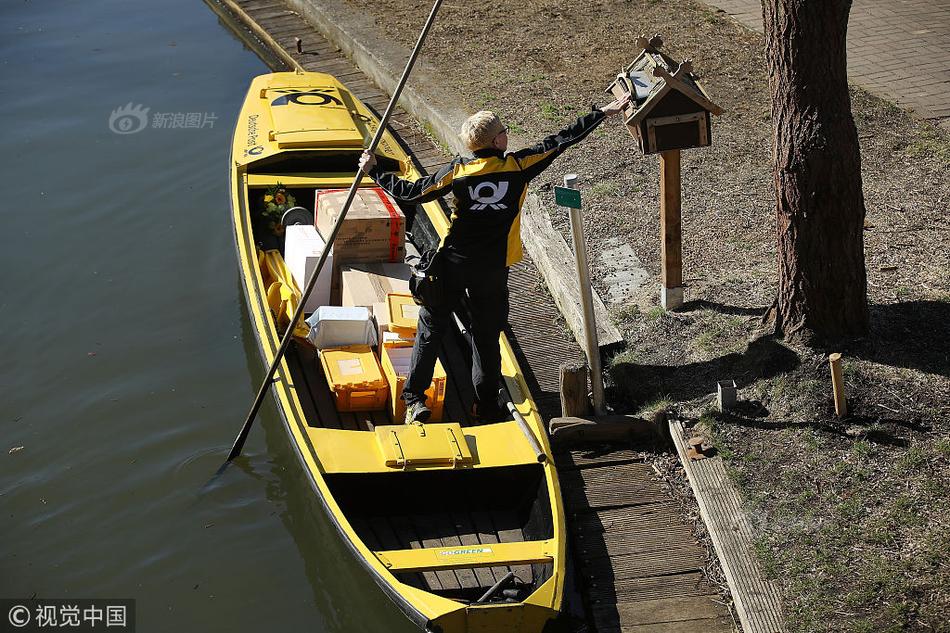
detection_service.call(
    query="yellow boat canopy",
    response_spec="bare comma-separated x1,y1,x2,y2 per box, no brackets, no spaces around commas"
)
232,72,405,167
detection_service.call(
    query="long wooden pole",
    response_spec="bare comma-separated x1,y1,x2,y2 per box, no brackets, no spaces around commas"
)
223,0,445,463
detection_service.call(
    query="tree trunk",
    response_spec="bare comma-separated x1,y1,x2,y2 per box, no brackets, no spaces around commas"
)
763,0,869,345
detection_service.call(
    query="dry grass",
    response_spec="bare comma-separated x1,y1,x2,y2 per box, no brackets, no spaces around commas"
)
342,0,950,629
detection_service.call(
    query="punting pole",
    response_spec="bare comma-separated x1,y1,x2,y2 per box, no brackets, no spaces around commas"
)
502,391,547,464
223,0,446,464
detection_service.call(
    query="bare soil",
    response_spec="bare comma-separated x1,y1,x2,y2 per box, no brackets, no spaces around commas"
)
343,0,950,630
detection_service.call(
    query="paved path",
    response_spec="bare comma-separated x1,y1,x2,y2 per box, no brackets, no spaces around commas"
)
705,0,950,130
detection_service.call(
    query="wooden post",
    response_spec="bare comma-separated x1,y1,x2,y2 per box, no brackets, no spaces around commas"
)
829,353,847,417
660,149,683,309
559,363,591,418
564,174,606,415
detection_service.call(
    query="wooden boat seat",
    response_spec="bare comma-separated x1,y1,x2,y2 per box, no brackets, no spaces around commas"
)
374,539,555,573
307,422,545,474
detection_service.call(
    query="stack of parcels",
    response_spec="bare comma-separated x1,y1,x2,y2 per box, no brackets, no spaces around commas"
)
377,293,447,423
315,188,406,302
319,345,389,412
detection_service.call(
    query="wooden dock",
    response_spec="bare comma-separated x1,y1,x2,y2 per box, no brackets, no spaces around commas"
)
206,0,737,629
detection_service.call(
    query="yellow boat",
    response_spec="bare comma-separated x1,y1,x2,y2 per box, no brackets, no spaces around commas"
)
229,71,566,632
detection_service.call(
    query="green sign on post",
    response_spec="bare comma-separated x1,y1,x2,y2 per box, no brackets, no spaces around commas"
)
554,186,582,209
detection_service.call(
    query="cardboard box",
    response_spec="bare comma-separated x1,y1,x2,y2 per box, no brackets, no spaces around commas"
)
284,225,332,313
315,187,406,265
341,263,411,309
381,345,446,423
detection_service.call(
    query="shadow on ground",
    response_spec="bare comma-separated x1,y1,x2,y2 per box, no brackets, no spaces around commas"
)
852,300,950,377
609,335,801,409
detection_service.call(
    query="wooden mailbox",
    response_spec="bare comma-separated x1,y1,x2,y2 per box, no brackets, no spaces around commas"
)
606,36,723,309
607,36,723,155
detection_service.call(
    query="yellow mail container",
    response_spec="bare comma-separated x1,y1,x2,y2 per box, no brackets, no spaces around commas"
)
386,293,420,336
381,345,446,424
319,345,389,412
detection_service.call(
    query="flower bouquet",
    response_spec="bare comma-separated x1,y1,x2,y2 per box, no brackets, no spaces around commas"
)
259,183,296,236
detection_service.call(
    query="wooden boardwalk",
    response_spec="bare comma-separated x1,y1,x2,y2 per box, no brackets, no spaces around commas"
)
205,0,736,629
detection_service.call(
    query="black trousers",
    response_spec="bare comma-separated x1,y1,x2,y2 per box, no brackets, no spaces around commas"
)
402,263,509,409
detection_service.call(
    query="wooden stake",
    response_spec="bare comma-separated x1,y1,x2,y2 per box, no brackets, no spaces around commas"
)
660,149,683,309
829,353,847,417
559,362,591,418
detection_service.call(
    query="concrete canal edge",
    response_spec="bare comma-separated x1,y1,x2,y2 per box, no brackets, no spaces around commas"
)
282,0,470,157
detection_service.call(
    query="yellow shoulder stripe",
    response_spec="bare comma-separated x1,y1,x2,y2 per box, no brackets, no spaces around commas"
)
516,149,556,171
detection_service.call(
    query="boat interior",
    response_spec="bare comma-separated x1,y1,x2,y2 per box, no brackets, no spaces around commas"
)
244,149,554,605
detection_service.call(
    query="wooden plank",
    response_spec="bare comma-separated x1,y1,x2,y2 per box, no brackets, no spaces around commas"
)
579,549,705,583
449,511,497,588
519,193,624,349
238,0,283,10
593,613,733,633
289,344,342,429
389,515,443,591
407,514,461,590
550,414,661,447
246,8,297,21
671,421,787,633
593,596,730,628
370,516,428,591
587,571,718,604
469,511,510,582
434,514,480,589
554,448,644,471
491,510,533,584
349,517,379,550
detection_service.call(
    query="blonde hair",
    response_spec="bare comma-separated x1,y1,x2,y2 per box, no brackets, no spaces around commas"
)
459,111,504,151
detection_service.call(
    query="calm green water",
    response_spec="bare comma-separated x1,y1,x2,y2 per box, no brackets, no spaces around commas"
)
0,1,416,630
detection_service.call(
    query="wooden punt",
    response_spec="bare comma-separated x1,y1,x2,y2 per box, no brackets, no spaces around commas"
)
229,71,567,632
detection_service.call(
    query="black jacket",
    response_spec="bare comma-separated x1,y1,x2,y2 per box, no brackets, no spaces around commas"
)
369,108,606,268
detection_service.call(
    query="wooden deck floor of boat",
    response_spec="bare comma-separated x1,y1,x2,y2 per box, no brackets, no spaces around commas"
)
212,1,734,629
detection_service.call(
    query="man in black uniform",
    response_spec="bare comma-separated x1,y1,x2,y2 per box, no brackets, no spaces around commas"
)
359,94,630,423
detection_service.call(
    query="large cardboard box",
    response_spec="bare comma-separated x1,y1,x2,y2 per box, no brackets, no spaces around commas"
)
284,225,332,313
341,263,411,309
315,187,406,265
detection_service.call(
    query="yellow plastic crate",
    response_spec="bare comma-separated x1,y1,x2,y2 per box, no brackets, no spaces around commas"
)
380,345,446,424
386,293,420,336
319,345,389,412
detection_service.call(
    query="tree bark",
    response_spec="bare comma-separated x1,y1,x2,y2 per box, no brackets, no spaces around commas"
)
763,0,869,344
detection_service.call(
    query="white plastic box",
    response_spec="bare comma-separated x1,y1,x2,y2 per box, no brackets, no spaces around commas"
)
305,306,377,349
284,225,333,313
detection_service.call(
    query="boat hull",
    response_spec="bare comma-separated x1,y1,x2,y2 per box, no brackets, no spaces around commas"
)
228,71,566,632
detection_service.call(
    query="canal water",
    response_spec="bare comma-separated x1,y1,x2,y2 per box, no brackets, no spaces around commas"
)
0,0,416,630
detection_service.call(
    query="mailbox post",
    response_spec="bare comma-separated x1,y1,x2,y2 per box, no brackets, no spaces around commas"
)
607,36,723,309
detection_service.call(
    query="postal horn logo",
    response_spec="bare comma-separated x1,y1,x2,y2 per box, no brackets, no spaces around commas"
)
270,89,343,107
469,181,509,210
